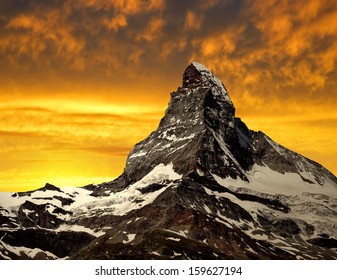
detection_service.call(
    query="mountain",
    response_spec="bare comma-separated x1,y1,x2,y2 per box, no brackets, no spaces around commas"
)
1,62,337,260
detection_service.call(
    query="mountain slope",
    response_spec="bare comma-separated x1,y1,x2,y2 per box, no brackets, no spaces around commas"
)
1,62,337,259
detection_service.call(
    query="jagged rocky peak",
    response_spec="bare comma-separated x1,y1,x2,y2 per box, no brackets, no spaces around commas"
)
182,62,233,104
167,62,235,126
103,61,336,193
108,62,252,188
42,183,61,192
183,62,226,90
183,62,199,84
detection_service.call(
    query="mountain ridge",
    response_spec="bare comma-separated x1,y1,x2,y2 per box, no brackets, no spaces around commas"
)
99,62,336,192
1,62,337,260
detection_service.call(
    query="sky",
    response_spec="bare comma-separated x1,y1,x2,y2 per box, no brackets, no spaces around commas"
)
0,0,337,192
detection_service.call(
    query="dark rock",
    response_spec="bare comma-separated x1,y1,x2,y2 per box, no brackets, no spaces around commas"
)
18,201,70,229
307,237,337,248
0,229,95,258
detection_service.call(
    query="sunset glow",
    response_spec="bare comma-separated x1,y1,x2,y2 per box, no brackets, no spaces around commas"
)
1,0,337,191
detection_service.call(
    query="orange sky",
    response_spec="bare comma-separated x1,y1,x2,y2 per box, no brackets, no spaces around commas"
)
0,0,337,192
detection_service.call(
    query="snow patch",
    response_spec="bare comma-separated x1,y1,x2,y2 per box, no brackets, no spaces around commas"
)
55,224,105,237
167,237,181,242
123,234,136,244
68,163,181,218
22,208,34,215
128,151,147,159
0,239,57,259
191,62,232,103
204,205,212,214
133,163,182,189
164,229,188,238
197,169,204,176
212,164,337,198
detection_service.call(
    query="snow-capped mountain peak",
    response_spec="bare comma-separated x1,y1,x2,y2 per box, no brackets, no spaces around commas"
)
183,62,232,103
1,62,337,260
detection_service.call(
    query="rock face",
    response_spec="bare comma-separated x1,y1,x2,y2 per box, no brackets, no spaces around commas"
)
1,62,337,260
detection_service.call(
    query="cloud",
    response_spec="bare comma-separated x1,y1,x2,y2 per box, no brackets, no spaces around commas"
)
0,0,166,74
1,0,336,91
184,10,203,31
0,130,48,138
1,6,85,70
243,0,337,90
103,14,128,31
136,17,165,42
46,143,132,157
112,0,166,15
192,25,245,57
0,103,160,156
68,0,165,14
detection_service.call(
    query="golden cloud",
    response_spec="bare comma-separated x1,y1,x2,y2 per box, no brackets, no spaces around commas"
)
2,9,85,70
103,14,128,31
111,0,165,15
69,0,165,14
136,17,165,42
245,0,337,89
184,11,203,31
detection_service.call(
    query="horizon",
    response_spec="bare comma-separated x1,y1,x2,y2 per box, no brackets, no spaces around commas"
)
1,0,337,192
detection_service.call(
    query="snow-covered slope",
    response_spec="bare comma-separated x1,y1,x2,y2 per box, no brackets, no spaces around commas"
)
1,62,337,259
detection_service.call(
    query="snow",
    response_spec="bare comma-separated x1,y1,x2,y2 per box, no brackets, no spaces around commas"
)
61,187,97,209
204,186,272,223
123,234,136,244
1,163,181,237
197,169,204,176
245,229,269,241
164,229,188,238
22,208,34,215
264,135,285,157
210,163,337,244
192,61,211,73
0,192,27,208
128,151,147,159
55,224,105,237
0,187,76,210
0,239,57,259
191,62,232,103
68,163,182,218
246,247,257,254
167,237,180,242
166,134,177,141
192,62,226,91
209,128,245,173
203,204,212,214
212,164,337,198
133,163,182,187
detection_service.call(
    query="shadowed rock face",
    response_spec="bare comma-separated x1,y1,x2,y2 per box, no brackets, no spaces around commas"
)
1,62,337,260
